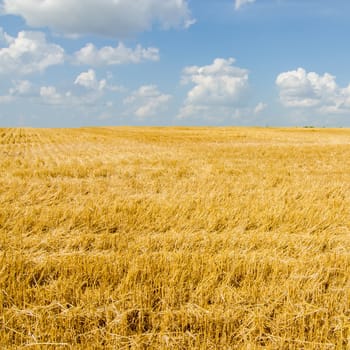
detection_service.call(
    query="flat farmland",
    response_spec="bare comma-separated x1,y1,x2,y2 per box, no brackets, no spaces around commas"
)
1,127,350,349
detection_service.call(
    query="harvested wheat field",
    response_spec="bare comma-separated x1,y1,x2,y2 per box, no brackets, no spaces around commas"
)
1,127,350,349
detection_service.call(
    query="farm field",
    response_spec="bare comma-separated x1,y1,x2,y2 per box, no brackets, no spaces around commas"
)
1,127,350,349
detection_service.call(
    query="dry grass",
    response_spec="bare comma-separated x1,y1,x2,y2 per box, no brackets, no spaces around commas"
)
1,126,350,349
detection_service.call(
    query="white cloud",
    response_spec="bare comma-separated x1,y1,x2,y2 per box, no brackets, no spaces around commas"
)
9,80,33,96
254,102,267,114
276,67,350,113
124,85,171,118
178,58,249,119
0,77,117,109
74,43,159,66
0,29,64,75
38,84,113,108
235,0,255,10
3,0,194,37
38,85,95,106
39,86,88,106
74,69,105,90
0,80,33,103
74,69,123,93
40,86,63,104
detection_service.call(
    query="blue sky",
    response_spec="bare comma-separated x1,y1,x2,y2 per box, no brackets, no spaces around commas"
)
1,0,350,127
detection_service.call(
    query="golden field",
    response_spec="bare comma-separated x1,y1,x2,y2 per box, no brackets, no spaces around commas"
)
1,127,350,349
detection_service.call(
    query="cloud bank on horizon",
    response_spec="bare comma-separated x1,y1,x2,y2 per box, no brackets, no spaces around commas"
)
0,0,350,127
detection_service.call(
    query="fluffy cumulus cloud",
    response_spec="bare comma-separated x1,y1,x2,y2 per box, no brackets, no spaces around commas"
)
40,86,63,103
178,58,250,120
235,0,256,10
0,70,122,108
276,67,350,113
254,102,267,114
39,85,99,106
75,43,159,66
0,29,64,75
124,85,171,118
0,80,34,103
2,0,195,37
9,80,33,96
74,69,123,93
74,70,106,91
